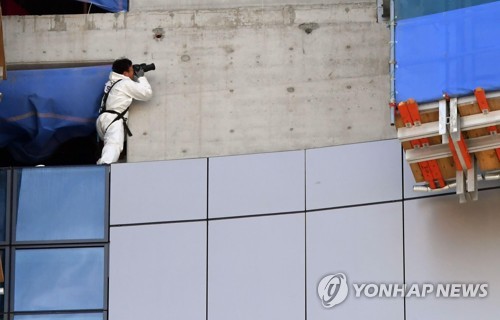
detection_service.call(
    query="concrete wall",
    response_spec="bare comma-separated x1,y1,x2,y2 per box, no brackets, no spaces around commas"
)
2,0,393,162
130,0,374,11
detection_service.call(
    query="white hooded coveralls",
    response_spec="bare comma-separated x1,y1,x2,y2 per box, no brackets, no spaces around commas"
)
96,71,153,164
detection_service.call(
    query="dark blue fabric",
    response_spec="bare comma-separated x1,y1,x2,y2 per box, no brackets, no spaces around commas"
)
76,0,128,12
395,1,500,103
0,66,110,163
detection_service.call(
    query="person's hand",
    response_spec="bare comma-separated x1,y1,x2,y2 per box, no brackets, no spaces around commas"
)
135,67,145,78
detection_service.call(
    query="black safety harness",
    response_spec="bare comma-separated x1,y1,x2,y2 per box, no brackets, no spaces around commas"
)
99,79,133,137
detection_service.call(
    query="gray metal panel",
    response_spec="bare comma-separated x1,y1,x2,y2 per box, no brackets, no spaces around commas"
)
306,139,402,209
110,159,207,225
307,203,404,320
208,214,305,320
109,222,206,320
404,190,500,320
208,151,305,218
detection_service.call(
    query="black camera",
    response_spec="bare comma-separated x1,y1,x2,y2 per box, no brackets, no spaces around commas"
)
133,63,156,74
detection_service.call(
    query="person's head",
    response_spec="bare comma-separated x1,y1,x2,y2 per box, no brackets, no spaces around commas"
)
112,58,134,80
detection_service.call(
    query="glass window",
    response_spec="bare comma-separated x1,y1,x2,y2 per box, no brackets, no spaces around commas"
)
15,167,106,242
0,250,5,314
0,170,7,242
14,248,105,312
13,314,104,320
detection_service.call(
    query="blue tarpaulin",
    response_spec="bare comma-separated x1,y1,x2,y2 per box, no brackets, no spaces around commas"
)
78,0,128,12
395,1,500,103
0,66,110,163
395,0,497,20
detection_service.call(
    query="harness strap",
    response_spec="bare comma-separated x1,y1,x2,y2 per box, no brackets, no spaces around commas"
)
100,79,122,114
99,79,133,137
102,109,133,137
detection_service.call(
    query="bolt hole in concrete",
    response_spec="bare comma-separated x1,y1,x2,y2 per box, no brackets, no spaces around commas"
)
298,22,319,34
152,27,165,40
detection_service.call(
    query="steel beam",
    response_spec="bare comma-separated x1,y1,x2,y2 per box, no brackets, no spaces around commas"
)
467,156,478,201
398,109,500,142
406,134,500,163
416,91,500,112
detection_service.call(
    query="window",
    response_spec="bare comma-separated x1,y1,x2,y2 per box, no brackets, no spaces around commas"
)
0,166,108,319
14,167,107,242
0,249,5,315
0,171,7,243
13,248,105,312
13,314,104,320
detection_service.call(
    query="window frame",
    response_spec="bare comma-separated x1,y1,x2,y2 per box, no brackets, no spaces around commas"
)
1,165,110,318
0,169,11,246
11,167,109,245
9,245,109,314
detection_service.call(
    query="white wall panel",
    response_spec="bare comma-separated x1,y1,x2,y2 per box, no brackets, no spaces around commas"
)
109,222,206,320
306,139,402,209
209,151,305,218
405,190,500,320
208,214,305,320
110,159,207,224
307,203,404,320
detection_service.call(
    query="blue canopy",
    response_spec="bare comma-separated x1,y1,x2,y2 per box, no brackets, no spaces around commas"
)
395,1,500,103
0,66,110,163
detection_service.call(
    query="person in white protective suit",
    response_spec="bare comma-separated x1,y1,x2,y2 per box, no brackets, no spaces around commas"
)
96,58,153,164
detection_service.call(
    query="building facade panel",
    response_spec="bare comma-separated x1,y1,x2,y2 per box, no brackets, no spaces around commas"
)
208,151,305,218
109,222,207,320
208,214,305,320
306,139,402,210
110,159,207,225
404,191,500,320
307,203,404,320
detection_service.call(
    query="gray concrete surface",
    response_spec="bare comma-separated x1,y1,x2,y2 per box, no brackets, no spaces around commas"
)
2,1,394,162
130,0,374,11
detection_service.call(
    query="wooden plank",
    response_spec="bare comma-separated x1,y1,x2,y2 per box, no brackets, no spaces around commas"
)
396,109,457,183
397,95,500,184
458,96,500,171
